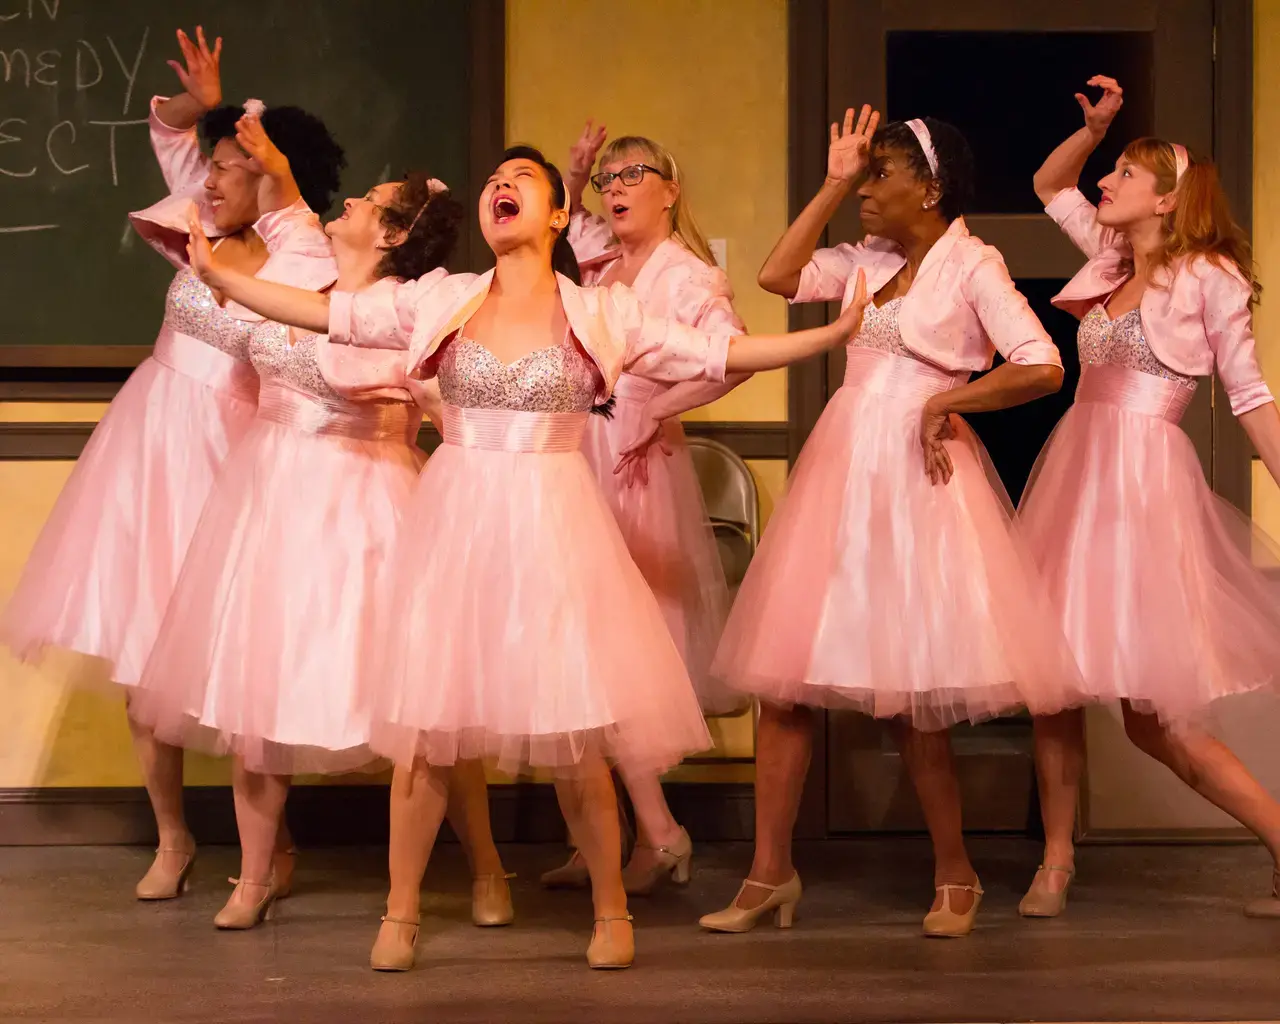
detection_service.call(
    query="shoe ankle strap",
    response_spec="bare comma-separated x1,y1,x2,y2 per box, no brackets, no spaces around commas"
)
594,914,634,923
381,914,420,926
741,873,796,893
227,877,272,889
936,882,983,895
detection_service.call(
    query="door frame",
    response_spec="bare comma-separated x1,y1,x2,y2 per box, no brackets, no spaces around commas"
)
784,0,1254,837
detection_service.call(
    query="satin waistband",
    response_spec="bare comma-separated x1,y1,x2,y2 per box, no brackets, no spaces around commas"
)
611,375,662,404
256,383,421,442
842,347,969,400
1075,363,1195,424
152,326,258,403
442,405,588,453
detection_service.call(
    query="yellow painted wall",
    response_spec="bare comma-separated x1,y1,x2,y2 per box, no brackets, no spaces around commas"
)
1251,0,1280,533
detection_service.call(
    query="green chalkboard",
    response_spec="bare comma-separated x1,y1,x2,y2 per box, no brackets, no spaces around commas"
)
0,0,499,367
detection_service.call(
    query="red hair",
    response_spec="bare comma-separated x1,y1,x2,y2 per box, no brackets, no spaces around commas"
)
1123,138,1260,305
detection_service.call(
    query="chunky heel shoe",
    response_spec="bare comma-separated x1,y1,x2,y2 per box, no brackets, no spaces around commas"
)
135,845,196,901
472,872,516,927
922,880,983,937
1019,864,1074,918
622,828,693,896
213,879,275,930
587,915,634,969
370,915,420,972
698,873,801,933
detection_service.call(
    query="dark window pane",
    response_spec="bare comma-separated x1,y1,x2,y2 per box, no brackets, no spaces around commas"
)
886,32,1154,214
966,279,1079,503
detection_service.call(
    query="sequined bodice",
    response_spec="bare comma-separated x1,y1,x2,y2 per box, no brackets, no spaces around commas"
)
247,322,339,401
851,298,916,359
162,266,254,362
1078,306,1198,389
437,333,600,413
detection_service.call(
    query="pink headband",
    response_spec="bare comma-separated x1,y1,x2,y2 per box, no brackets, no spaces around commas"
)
905,118,939,177
1170,142,1189,183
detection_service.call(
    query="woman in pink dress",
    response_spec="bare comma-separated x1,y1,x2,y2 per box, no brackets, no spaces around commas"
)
131,113,512,930
703,108,1084,938
0,28,342,902
187,143,870,970
535,124,750,895
1017,78,1280,921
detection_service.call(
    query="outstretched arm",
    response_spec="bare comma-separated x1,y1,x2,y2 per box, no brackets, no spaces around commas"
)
724,269,868,372
187,210,331,331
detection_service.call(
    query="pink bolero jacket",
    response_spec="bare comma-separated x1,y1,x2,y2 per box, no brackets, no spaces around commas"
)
127,95,336,320
569,211,745,336
324,269,732,404
793,216,1061,371
1046,187,1273,416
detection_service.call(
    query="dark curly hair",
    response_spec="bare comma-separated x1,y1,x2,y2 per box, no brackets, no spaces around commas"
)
496,145,581,285
201,104,346,216
373,172,463,280
871,117,975,223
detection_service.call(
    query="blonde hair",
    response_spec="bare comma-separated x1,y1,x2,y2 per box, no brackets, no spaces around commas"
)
598,135,717,267
1124,138,1261,305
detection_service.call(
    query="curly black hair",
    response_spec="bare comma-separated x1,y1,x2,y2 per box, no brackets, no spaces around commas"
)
201,104,346,216
496,145,581,285
871,117,975,223
373,172,463,280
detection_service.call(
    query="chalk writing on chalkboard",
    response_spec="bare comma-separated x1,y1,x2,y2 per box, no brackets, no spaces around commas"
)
1,0,151,232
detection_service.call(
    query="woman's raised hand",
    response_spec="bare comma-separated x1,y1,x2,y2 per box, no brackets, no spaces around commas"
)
236,115,289,179
568,119,608,181
830,267,870,342
827,104,880,186
185,209,222,286
1076,76,1123,138
167,27,223,111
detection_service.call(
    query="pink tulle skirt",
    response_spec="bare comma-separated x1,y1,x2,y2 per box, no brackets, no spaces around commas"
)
368,405,712,777
1018,363,1280,722
129,385,423,775
0,352,257,686
581,377,741,715
712,348,1084,730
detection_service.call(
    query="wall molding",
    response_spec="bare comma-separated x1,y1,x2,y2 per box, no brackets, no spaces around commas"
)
0,782,756,847
0,420,789,462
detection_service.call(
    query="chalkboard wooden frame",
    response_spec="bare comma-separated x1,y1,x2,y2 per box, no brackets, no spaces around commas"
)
0,0,505,381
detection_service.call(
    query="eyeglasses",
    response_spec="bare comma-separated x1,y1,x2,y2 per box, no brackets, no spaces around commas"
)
590,163,669,193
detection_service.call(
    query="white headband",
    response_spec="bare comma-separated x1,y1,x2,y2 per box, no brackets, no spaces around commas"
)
905,118,939,177
1170,142,1189,183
